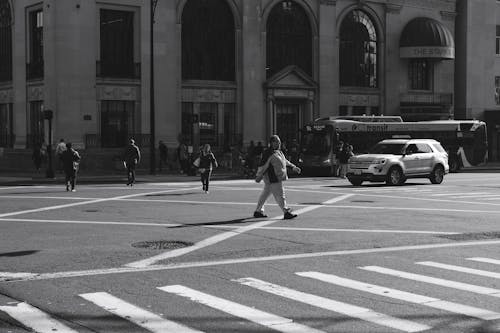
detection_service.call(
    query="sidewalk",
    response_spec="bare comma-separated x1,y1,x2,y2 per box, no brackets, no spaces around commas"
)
0,169,241,186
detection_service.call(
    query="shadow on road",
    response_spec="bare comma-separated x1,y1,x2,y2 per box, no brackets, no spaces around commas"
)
0,250,39,257
167,218,251,229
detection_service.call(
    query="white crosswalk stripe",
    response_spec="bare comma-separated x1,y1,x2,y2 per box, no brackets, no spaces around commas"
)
158,284,325,333
417,261,500,279
80,292,203,333
468,257,500,265
234,277,431,332
0,302,79,333
360,265,500,297
297,271,500,321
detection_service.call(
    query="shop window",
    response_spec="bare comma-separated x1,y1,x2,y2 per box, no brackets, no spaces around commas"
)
409,59,432,90
181,0,235,81
0,0,12,82
0,103,13,147
199,103,218,146
100,101,135,147
99,9,136,78
340,10,377,88
266,1,312,78
27,9,43,80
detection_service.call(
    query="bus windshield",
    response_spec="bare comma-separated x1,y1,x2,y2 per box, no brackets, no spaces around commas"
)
302,131,331,155
369,143,405,155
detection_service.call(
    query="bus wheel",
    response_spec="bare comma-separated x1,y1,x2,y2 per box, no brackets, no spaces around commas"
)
430,165,445,184
449,157,460,173
386,167,404,186
348,178,363,186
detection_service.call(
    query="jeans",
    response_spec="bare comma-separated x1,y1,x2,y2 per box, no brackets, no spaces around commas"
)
200,169,212,191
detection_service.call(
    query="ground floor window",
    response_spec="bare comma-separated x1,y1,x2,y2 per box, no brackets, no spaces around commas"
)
495,76,500,105
28,101,44,148
100,100,135,147
181,102,194,145
199,102,218,146
223,103,239,150
0,103,13,147
275,102,302,150
409,59,432,91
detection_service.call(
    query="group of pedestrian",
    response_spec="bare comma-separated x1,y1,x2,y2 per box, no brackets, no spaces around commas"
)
334,141,355,178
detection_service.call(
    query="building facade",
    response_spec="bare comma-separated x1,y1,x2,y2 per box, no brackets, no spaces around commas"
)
0,0,457,169
455,0,500,161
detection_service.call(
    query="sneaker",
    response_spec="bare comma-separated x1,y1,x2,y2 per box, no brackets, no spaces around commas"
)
284,212,297,220
253,211,268,218
71,189,76,192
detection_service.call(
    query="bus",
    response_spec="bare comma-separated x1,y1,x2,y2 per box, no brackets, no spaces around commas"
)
299,116,488,175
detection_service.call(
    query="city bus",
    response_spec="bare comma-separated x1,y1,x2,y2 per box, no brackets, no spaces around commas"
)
299,116,488,175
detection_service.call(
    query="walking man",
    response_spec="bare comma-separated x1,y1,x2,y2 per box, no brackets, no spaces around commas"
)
254,135,301,220
55,138,67,173
61,143,81,192
123,138,141,186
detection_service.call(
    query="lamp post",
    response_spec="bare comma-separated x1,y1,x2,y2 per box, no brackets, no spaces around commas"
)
149,0,158,174
43,109,54,178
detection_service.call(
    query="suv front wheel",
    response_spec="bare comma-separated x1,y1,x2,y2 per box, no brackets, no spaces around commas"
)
429,165,445,184
386,166,404,186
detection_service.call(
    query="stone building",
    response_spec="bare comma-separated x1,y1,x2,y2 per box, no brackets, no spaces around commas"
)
0,0,457,170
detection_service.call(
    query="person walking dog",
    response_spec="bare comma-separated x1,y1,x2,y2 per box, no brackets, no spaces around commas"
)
61,143,81,192
254,135,301,220
195,143,218,193
123,139,141,186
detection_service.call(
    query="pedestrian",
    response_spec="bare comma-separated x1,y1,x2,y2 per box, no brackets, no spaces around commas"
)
32,143,43,171
55,138,67,173
339,143,354,178
123,138,141,186
254,135,301,220
177,142,188,174
61,142,81,192
196,143,218,194
158,140,168,172
334,141,344,177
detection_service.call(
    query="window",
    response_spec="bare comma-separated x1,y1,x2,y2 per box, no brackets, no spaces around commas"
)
409,59,432,90
416,143,432,153
496,26,500,55
496,76,500,105
99,9,136,78
181,102,194,145
27,9,43,79
0,103,13,147
266,1,312,78
199,103,218,146
0,0,12,81
100,101,135,147
340,10,377,87
182,0,235,81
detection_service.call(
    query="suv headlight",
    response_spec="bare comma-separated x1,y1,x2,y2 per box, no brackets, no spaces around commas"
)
373,159,386,164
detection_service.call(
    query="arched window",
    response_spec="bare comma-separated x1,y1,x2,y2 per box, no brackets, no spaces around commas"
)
0,0,12,81
266,1,312,78
339,10,377,88
181,0,235,81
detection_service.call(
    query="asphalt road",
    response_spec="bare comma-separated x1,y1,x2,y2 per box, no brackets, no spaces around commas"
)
0,173,499,333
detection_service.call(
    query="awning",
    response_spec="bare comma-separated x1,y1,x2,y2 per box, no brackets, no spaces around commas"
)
400,17,454,59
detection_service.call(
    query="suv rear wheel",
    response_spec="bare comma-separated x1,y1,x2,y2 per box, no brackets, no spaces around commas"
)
429,165,445,184
386,167,404,186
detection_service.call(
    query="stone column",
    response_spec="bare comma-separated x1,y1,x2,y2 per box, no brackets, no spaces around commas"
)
318,0,337,117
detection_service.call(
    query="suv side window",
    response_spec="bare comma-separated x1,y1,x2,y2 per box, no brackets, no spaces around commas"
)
405,144,418,154
416,143,432,153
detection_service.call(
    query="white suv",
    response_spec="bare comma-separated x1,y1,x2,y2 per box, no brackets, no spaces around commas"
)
347,139,449,186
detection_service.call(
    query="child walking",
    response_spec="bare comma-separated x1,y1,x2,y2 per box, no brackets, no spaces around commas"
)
198,144,218,193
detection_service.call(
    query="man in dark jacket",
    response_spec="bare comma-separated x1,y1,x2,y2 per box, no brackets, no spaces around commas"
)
123,139,141,186
61,143,81,192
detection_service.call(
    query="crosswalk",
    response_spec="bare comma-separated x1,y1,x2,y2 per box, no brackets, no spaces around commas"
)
348,186,500,201
1,256,499,332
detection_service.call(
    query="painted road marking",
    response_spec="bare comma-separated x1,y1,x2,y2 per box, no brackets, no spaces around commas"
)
124,194,354,268
297,271,500,320
0,302,79,333
467,257,500,265
0,186,200,218
360,266,500,297
80,292,203,333
417,261,500,279
322,204,500,214
234,277,430,332
0,217,458,234
158,285,325,333
2,239,500,283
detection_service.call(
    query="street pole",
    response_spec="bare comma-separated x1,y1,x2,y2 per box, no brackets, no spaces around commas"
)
149,0,157,174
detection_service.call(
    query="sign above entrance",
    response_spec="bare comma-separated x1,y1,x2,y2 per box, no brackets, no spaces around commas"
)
400,46,454,59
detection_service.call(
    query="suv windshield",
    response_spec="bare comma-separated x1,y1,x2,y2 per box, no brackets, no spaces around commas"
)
369,143,405,155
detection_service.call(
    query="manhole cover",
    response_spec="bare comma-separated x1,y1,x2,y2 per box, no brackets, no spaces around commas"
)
131,240,193,250
438,232,500,241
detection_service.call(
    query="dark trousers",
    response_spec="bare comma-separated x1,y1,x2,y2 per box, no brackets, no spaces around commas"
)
65,169,76,189
126,162,136,184
200,169,212,191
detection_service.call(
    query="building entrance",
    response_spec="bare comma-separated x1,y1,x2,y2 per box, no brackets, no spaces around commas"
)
275,101,303,149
